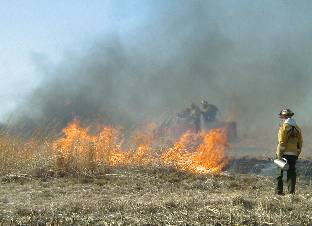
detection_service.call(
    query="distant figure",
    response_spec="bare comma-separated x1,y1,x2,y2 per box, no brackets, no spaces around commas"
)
176,107,192,122
200,100,219,123
190,103,201,132
276,108,303,195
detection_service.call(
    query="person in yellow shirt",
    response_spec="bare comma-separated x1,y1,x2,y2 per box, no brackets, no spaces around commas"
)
276,109,303,195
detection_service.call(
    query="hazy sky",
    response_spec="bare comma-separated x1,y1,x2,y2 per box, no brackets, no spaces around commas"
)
1,0,312,126
0,0,149,119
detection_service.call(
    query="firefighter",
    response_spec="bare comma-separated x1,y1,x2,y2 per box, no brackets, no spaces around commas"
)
276,109,303,195
177,107,192,122
200,100,219,123
190,103,201,132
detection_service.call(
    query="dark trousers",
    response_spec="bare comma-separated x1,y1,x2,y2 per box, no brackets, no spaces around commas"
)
276,155,298,194
193,119,200,133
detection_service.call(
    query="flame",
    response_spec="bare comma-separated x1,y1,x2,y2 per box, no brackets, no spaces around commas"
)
52,120,229,174
52,120,157,168
95,126,127,166
162,129,229,174
130,122,157,165
52,119,97,169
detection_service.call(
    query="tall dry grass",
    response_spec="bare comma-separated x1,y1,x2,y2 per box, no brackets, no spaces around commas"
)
1,127,312,225
0,131,54,176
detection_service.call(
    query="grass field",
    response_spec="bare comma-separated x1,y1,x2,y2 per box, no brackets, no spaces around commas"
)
1,166,312,225
1,125,312,225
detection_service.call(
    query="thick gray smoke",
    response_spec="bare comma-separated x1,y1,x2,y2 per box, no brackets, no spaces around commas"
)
13,0,312,137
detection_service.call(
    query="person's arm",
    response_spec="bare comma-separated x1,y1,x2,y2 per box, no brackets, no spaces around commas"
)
276,124,287,158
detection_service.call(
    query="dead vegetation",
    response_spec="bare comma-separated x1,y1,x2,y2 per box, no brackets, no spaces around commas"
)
1,129,312,225
0,167,312,225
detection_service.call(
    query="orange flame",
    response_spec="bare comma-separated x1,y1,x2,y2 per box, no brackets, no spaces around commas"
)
52,120,229,174
162,129,229,174
52,120,157,168
52,119,97,169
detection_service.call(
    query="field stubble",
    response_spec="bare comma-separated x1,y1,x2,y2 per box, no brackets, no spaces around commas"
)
1,166,312,225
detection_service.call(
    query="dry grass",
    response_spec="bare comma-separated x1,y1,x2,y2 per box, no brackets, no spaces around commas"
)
0,167,312,225
1,131,312,225
0,132,55,176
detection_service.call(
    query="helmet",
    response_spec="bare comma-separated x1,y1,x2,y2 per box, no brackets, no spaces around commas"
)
279,109,294,118
201,100,208,106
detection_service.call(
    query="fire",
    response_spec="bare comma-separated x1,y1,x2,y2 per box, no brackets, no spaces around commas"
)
52,120,157,168
52,120,229,174
162,129,229,174
52,119,97,169
95,126,127,166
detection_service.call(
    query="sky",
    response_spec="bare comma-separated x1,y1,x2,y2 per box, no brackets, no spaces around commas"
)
0,0,149,119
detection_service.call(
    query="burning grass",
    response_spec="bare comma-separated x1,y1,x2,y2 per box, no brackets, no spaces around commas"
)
0,119,229,177
53,120,229,174
0,120,228,175
2,121,312,225
162,129,229,174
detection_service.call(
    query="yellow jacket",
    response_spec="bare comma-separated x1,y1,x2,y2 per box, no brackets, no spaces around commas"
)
276,118,303,157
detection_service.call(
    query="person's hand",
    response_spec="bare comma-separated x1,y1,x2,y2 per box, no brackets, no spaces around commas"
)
276,154,282,160
297,149,301,156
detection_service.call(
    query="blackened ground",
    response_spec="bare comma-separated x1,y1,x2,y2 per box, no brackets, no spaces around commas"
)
227,158,312,177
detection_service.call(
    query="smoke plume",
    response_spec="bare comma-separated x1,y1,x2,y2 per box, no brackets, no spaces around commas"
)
13,0,312,138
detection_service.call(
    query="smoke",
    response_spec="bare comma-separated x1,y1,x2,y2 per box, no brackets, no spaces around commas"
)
13,0,312,137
